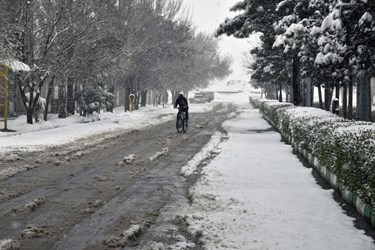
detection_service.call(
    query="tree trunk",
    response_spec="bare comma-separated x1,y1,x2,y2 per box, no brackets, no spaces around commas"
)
332,84,340,114
342,82,348,119
26,107,33,124
18,80,32,123
275,84,279,101
324,86,333,111
151,90,157,106
335,84,340,99
58,85,67,118
357,72,371,121
67,78,75,115
278,83,283,102
124,85,130,112
318,85,323,109
285,85,289,102
44,76,55,121
135,91,140,110
305,77,313,107
124,75,134,112
162,91,168,107
141,90,147,107
26,86,35,124
124,83,129,112
292,55,301,106
32,91,42,123
348,77,353,120
134,77,140,110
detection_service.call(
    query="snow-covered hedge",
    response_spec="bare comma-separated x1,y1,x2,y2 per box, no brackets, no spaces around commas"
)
249,96,375,227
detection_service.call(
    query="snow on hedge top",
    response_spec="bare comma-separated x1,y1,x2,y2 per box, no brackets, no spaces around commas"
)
335,123,375,134
282,107,341,124
255,99,293,110
265,101,293,108
259,97,375,138
359,12,372,26
276,0,291,11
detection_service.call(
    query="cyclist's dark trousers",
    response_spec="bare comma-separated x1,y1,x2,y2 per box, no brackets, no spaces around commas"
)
178,107,189,121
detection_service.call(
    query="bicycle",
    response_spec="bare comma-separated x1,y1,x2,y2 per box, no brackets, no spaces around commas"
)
176,110,188,133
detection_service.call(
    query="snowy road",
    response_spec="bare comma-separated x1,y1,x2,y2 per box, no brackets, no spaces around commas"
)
0,103,234,249
0,93,374,250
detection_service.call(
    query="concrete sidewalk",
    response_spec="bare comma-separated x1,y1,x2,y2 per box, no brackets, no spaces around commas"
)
184,105,375,249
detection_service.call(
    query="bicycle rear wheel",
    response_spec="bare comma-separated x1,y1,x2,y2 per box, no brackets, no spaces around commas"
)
176,116,183,133
182,117,187,133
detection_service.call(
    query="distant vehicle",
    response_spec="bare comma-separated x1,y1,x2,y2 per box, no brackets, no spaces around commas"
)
190,91,215,103
200,91,214,102
193,93,205,103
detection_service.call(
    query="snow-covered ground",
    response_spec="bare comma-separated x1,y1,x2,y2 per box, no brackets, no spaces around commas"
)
182,93,375,249
1,84,374,249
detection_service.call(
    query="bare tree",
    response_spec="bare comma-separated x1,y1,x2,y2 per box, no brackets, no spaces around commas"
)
1,0,231,123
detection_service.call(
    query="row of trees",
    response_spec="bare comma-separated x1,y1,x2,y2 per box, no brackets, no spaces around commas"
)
0,0,231,124
217,0,375,121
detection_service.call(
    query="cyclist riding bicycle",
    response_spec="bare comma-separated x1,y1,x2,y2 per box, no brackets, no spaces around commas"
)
174,93,189,126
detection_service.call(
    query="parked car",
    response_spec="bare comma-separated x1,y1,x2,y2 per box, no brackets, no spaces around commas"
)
193,93,205,103
200,91,214,102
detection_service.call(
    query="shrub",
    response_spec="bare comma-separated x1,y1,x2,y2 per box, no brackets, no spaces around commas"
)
249,96,375,209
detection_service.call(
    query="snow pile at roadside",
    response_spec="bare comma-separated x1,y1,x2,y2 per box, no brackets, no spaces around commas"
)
0,239,17,250
149,148,169,162
4,153,21,162
184,109,375,249
179,131,223,177
0,163,37,182
103,223,145,248
123,154,136,164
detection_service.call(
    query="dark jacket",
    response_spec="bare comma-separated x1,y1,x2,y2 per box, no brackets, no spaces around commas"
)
174,95,188,109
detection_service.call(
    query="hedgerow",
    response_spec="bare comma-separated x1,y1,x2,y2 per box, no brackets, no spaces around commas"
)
250,96,375,212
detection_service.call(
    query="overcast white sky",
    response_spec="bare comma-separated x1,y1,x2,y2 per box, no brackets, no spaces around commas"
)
187,0,260,82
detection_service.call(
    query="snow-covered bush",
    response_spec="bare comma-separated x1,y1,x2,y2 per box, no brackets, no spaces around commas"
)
261,101,293,128
103,90,115,112
278,107,343,150
25,92,46,123
249,96,294,130
78,86,115,116
79,86,101,116
250,96,375,222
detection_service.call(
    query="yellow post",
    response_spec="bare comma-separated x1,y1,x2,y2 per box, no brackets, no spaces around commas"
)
1,66,9,130
129,94,135,112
